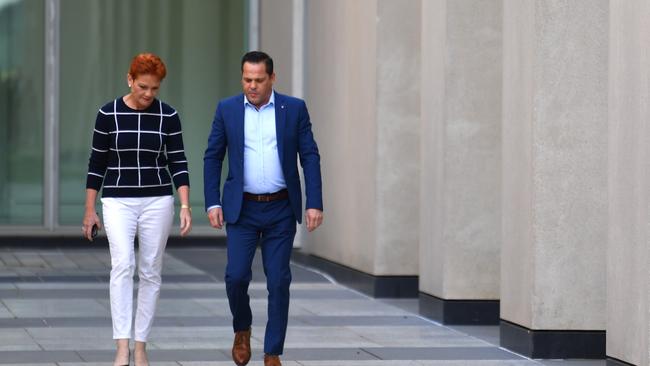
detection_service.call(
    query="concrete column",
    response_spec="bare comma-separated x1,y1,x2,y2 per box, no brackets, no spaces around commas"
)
418,0,502,325
608,1,650,365
259,0,308,247
501,0,607,358
299,0,421,297
259,0,293,93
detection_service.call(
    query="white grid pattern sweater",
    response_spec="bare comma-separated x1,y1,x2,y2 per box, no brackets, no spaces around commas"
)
86,97,190,197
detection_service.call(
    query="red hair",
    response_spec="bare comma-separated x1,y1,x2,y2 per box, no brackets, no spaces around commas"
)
128,53,167,80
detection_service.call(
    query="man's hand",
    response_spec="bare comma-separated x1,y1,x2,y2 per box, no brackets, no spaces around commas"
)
208,207,224,229
305,208,323,232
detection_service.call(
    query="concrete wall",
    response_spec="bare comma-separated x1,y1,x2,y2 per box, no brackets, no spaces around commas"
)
502,0,608,330
607,1,650,364
302,0,420,276
419,0,502,300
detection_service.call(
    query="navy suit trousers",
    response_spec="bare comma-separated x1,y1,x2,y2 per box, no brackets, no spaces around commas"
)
225,198,296,355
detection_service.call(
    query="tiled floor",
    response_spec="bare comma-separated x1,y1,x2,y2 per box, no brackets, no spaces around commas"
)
0,245,605,365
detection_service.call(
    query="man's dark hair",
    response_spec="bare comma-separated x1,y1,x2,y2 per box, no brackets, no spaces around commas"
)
241,51,274,76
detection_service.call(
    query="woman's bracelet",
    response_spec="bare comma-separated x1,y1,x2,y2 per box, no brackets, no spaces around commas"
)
181,204,191,211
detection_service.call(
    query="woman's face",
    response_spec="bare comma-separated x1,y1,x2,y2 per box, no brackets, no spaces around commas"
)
127,73,161,110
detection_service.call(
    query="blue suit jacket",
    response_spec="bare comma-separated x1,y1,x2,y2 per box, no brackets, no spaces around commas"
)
203,92,323,224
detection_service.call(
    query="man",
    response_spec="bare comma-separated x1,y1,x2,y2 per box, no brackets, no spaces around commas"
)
203,51,323,366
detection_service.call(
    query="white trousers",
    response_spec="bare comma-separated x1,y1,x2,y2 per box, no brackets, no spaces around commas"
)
101,196,174,342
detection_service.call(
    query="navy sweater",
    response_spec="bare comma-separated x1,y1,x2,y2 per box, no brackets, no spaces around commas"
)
86,97,190,197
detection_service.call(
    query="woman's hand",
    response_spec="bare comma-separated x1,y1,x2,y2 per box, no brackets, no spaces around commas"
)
83,189,101,241
180,206,192,236
177,186,192,236
82,209,102,241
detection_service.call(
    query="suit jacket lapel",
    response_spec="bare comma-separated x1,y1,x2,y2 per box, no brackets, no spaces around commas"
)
275,92,286,165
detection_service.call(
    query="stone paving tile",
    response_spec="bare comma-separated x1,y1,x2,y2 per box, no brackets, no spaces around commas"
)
447,325,499,346
33,339,115,351
147,327,264,349
0,350,83,363
0,289,109,299
0,318,48,327
278,326,382,348
64,252,109,270
301,362,539,366
40,317,112,327
288,282,340,290
276,348,380,361
299,362,421,366
380,298,420,314
40,253,79,269
26,327,112,339
0,253,21,267
93,258,113,269
61,364,180,366
538,361,605,366
14,283,108,290
14,253,48,268
363,347,525,360
72,349,229,362
291,315,432,327
0,301,15,318
3,299,109,318
0,329,42,351
160,283,221,290
417,362,539,365
143,299,222,317
161,256,207,275
347,326,489,348
181,362,302,366
193,299,317,317
290,298,412,316
26,328,114,351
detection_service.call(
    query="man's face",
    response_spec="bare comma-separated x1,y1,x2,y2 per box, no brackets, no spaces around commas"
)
241,62,275,108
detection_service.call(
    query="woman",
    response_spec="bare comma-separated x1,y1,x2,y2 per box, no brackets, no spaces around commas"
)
82,53,192,366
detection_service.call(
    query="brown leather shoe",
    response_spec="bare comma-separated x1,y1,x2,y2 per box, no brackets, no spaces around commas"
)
231,329,251,366
264,354,282,366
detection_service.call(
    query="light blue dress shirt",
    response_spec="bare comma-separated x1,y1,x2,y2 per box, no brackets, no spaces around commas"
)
243,91,287,194
207,91,287,212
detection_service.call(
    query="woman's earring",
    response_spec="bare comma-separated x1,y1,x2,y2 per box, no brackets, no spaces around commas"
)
128,84,132,88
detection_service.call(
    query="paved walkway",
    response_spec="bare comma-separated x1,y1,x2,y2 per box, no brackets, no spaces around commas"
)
0,245,604,365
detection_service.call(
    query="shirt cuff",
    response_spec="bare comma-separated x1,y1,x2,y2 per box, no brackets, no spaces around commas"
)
207,205,222,212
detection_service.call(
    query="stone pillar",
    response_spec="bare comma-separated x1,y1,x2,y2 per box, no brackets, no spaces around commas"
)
501,0,607,358
259,0,309,247
607,1,650,365
418,0,502,325
259,0,293,93
299,0,421,297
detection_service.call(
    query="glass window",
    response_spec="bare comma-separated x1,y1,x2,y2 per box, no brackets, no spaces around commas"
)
0,0,45,225
58,0,244,226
